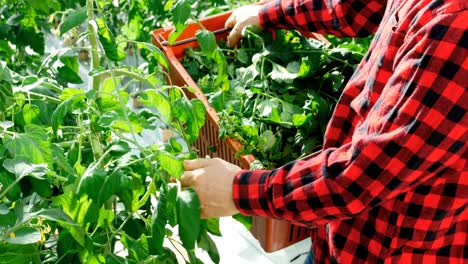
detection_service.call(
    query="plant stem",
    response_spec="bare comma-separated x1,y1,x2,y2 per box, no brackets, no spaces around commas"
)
87,0,100,91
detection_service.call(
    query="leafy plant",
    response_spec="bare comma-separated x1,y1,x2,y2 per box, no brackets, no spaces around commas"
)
183,27,372,169
0,1,224,263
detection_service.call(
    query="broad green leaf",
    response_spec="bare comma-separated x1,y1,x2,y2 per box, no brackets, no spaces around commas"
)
158,152,183,179
60,56,79,72
98,111,144,133
3,156,48,180
0,243,40,264
95,18,125,61
22,104,41,124
176,189,200,250
168,0,191,44
52,194,88,245
140,90,172,124
76,168,125,207
196,30,217,58
2,125,51,165
57,65,83,84
98,77,128,113
151,185,168,254
197,230,220,264
6,227,41,245
172,98,206,144
59,8,87,35
138,42,169,70
269,62,297,84
121,16,142,40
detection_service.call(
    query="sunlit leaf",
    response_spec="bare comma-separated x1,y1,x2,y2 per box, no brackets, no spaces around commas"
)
59,8,87,36
158,151,183,179
95,18,125,61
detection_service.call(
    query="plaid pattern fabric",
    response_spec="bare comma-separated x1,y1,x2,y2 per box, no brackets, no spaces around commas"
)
232,0,468,263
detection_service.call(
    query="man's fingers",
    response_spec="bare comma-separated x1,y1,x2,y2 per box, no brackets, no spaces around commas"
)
180,171,195,187
227,23,243,47
225,12,236,29
183,158,212,171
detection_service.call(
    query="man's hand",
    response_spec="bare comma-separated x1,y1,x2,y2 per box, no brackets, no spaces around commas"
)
225,5,263,47
181,158,241,218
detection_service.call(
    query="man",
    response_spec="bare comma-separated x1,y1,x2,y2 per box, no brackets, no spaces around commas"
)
181,0,467,263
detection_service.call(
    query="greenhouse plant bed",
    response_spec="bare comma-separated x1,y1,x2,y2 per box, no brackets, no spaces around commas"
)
152,11,312,253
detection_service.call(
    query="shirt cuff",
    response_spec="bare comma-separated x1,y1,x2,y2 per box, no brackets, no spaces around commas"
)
232,169,275,217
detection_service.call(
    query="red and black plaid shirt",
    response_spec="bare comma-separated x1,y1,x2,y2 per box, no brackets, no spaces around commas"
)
232,0,468,263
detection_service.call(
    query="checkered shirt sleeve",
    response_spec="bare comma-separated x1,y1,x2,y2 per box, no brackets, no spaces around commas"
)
258,0,388,37
233,0,468,262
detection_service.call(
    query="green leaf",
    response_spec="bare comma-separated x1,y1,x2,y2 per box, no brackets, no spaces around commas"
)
95,18,125,61
60,56,79,72
172,98,206,144
138,42,169,70
258,130,276,151
237,64,259,88
107,141,131,156
197,230,220,264
57,65,83,84
28,208,75,225
6,227,41,245
232,214,252,230
51,97,74,135
98,77,128,113
76,168,125,207
98,111,144,133
2,125,51,166
21,104,41,125
0,83,13,112
166,184,178,227
139,90,172,124
168,0,191,44
3,156,48,180
176,189,200,250
59,8,87,35
196,30,217,58
121,16,142,41
0,171,21,201
269,62,297,84
158,152,183,179
151,185,168,255
0,244,40,264
51,144,76,180
205,218,221,236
